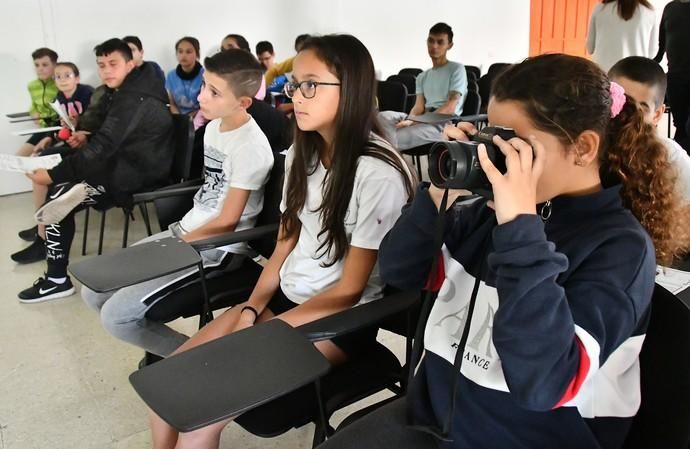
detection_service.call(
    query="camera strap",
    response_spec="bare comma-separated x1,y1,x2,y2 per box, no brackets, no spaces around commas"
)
407,189,491,442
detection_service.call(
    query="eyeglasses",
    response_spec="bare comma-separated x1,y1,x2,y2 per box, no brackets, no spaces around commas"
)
54,74,76,80
283,80,341,99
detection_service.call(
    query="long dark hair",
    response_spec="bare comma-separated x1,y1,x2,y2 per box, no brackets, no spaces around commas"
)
492,53,689,264
603,0,653,20
282,34,415,266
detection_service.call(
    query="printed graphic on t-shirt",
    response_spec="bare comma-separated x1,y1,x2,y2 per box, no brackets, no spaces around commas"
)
194,145,226,210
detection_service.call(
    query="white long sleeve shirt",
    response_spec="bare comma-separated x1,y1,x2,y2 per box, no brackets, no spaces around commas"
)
586,2,658,72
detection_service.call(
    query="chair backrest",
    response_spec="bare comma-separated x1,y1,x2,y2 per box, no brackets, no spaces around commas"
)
622,284,690,449
153,179,202,231
250,151,286,258
462,90,481,116
478,74,493,114
387,74,417,112
399,67,422,78
465,65,481,80
487,62,511,79
376,80,408,113
170,114,196,182
467,80,479,93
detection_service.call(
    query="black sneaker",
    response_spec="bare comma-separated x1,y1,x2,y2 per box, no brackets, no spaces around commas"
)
18,276,75,303
10,237,46,264
18,225,38,242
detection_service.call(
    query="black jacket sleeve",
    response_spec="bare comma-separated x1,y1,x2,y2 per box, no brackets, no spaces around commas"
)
49,92,147,184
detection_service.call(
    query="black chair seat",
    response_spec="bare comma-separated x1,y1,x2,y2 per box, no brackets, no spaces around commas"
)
235,341,402,437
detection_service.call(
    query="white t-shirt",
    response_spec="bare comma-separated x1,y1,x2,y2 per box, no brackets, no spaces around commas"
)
586,3,658,73
278,138,411,305
662,136,690,203
179,117,273,253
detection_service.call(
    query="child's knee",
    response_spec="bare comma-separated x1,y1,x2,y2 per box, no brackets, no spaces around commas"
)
99,293,146,337
81,286,108,312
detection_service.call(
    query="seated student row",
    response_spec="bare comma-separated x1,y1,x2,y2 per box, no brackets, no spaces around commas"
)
73,34,690,449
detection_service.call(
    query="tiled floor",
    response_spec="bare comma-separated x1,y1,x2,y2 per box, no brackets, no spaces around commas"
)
0,193,402,449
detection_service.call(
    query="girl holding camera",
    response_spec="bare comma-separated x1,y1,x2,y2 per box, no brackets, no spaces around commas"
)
320,54,689,449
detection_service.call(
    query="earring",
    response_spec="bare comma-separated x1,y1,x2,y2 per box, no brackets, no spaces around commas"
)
574,153,585,166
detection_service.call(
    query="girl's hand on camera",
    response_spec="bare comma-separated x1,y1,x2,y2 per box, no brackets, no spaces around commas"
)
478,135,545,225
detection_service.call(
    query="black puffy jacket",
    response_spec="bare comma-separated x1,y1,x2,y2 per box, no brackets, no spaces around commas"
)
49,62,174,206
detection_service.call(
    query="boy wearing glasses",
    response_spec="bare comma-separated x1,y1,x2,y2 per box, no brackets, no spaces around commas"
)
16,48,60,157
33,62,93,153
379,22,467,151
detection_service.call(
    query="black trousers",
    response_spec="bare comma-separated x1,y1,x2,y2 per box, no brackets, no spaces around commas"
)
41,146,113,278
667,71,690,153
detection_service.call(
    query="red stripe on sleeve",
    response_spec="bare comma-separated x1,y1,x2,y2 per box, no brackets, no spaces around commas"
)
554,337,591,409
424,253,445,292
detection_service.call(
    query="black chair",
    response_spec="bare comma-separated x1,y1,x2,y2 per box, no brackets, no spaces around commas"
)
387,74,417,112
465,65,481,80
467,80,479,93
81,114,196,255
399,67,422,78
130,287,421,448
487,62,511,78
377,80,408,113
622,284,690,449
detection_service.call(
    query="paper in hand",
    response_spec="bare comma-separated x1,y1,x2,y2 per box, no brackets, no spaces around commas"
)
50,100,75,131
0,154,62,173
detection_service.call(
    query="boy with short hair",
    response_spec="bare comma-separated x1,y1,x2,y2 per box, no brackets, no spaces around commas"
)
14,38,174,302
256,40,288,94
16,48,60,157
379,22,468,150
122,35,165,82
81,49,274,358
608,56,690,201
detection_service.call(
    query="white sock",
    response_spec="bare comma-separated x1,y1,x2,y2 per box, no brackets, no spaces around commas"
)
48,277,66,284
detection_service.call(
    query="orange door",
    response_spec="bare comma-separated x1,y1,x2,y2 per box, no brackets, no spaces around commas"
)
530,0,601,57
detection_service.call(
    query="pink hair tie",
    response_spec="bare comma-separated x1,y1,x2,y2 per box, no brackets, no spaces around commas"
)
609,81,626,118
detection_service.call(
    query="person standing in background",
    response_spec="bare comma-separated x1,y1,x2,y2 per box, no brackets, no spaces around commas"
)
586,0,657,72
654,0,690,152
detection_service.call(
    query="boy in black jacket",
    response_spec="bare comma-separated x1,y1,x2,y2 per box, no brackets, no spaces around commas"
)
16,38,174,303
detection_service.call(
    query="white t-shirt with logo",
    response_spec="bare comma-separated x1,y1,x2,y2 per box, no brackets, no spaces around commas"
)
179,117,273,253
278,138,411,304
662,136,690,203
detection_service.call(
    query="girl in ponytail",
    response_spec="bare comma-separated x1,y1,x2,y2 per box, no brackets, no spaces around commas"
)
320,53,687,449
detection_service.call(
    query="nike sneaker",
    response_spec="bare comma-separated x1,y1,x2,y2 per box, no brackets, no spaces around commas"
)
18,276,75,303
10,236,46,264
34,183,102,225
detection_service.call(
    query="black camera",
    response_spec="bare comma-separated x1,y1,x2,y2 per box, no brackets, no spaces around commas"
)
428,126,516,196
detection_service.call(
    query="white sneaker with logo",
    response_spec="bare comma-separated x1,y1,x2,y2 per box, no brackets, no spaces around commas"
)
34,183,102,225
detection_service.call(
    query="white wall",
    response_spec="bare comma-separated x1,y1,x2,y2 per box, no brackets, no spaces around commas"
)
22,0,684,195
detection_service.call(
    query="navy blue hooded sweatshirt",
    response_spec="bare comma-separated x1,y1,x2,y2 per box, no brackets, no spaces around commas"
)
379,184,656,449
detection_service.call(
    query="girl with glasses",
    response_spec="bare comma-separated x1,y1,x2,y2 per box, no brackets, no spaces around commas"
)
149,34,415,449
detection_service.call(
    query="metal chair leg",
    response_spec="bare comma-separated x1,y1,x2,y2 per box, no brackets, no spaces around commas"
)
122,209,131,248
414,155,423,181
81,207,90,256
97,209,107,255
311,379,332,448
139,202,153,236
197,261,213,328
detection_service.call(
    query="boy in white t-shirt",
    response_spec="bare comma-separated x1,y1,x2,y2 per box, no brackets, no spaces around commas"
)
609,56,690,202
81,49,274,358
